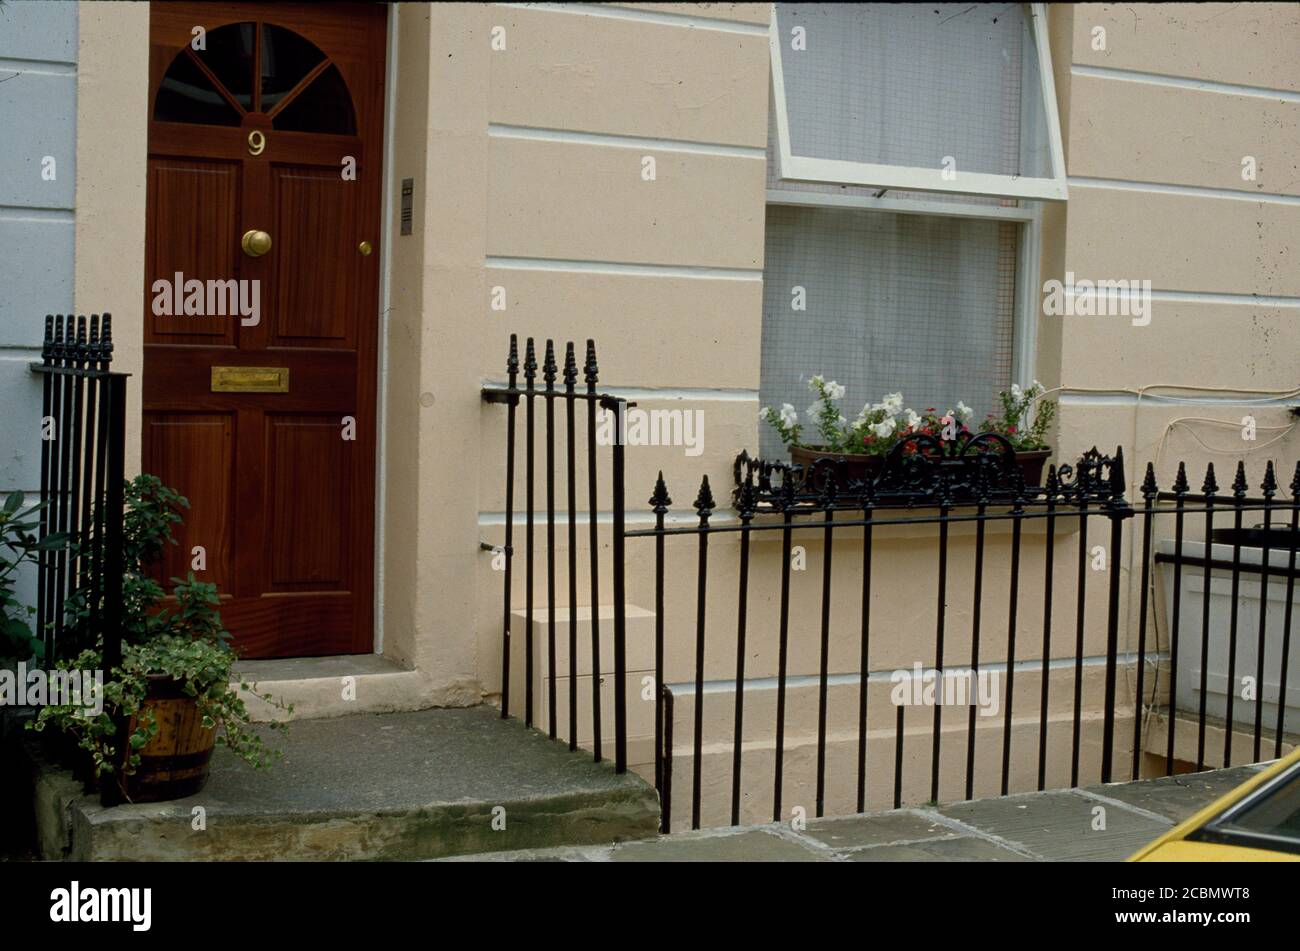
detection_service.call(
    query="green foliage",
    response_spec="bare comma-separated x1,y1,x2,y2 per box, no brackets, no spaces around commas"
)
29,475,290,791
0,491,68,665
984,382,1056,451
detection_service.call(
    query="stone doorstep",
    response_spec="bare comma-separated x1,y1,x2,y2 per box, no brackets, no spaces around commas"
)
26,706,660,862
232,653,482,722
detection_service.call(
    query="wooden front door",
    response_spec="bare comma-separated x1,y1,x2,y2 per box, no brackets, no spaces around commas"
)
143,3,386,658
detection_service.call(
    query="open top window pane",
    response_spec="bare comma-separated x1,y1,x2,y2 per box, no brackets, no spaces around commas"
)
772,3,1066,200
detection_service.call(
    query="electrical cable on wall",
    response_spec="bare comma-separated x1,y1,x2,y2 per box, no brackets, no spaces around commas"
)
1027,381,1300,768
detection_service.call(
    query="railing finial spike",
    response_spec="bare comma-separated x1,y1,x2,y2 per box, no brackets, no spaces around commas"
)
563,341,577,389
650,471,672,512
100,313,114,369
1172,460,1189,495
507,333,519,378
1202,461,1219,496
584,339,599,389
75,315,88,365
693,473,716,518
1141,460,1158,498
523,337,537,382
1231,459,1249,497
542,339,557,386
1261,459,1278,496
736,475,757,518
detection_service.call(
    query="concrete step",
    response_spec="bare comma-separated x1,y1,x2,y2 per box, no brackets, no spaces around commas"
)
28,706,659,861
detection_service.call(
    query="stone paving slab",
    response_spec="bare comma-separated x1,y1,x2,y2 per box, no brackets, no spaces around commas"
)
1077,765,1265,823
937,791,1170,861
609,829,828,862
30,706,660,861
800,810,952,849
844,836,1029,862
446,764,1261,862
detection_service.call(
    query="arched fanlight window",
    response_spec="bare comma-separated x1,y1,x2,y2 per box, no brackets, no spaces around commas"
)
154,21,356,135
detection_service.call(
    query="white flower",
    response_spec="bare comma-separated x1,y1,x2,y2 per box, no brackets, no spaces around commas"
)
825,381,846,401
881,392,904,415
778,403,798,428
1010,383,1023,401
903,409,922,430
807,374,825,392
870,418,896,438
956,400,973,421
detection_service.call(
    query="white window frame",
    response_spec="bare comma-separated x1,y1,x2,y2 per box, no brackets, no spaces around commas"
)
768,2,1068,202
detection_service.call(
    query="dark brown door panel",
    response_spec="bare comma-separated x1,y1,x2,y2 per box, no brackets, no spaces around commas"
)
144,3,384,657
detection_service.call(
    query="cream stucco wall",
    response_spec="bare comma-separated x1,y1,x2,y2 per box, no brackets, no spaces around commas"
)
1045,2,1300,480
74,0,149,477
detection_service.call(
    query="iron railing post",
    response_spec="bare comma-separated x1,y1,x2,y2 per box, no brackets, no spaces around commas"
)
1100,447,1131,784
609,397,628,773
651,473,671,795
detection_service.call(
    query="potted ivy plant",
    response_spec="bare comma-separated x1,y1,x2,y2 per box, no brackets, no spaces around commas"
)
760,376,1056,489
30,476,289,803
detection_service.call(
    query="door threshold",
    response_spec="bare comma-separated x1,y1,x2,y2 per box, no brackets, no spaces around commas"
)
232,654,475,722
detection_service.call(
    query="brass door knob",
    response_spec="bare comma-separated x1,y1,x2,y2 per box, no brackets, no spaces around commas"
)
358,240,373,256
241,229,272,257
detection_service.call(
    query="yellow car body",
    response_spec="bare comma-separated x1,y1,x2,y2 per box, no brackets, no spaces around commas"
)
1130,745,1300,861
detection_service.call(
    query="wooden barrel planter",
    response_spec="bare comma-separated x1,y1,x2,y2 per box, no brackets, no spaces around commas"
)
118,674,216,802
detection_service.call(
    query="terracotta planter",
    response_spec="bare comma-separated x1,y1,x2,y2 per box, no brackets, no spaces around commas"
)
791,445,1054,491
1013,449,1052,489
118,674,216,803
790,444,885,488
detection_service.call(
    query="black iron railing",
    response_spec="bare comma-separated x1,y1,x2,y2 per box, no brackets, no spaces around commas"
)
483,335,1299,833
29,314,128,674
482,335,632,770
638,447,1299,831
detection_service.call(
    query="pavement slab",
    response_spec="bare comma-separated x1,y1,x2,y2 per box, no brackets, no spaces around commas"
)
937,790,1171,861
844,836,1030,862
1077,765,1264,823
437,763,1269,862
608,828,829,862
802,809,954,849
